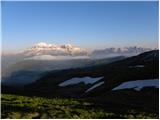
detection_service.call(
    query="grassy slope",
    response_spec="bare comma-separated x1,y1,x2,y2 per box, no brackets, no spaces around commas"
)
1,94,158,119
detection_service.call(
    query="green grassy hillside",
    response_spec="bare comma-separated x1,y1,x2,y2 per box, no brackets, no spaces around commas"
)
2,94,158,119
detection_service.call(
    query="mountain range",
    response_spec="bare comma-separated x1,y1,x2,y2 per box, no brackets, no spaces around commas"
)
3,42,154,58
2,42,156,85
20,42,88,57
2,49,159,118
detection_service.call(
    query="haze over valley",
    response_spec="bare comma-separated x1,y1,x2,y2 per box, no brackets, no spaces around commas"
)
2,42,155,85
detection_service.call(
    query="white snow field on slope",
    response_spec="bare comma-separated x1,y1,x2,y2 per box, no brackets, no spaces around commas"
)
59,77,103,87
85,81,105,93
112,79,159,91
129,65,144,68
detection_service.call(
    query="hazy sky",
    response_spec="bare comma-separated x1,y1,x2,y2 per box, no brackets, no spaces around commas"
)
2,1,158,52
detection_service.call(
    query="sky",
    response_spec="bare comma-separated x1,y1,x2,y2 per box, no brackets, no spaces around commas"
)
2,1,159,52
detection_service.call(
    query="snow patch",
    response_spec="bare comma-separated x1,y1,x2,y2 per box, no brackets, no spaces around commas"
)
85,81,104,93
59,77,103,87
129,65,144,68
112,79,159,91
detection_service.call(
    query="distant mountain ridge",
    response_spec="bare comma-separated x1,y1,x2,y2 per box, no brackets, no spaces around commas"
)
2,42,155,58
19,42,88,57
92,46,153,57
2,43,157,79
